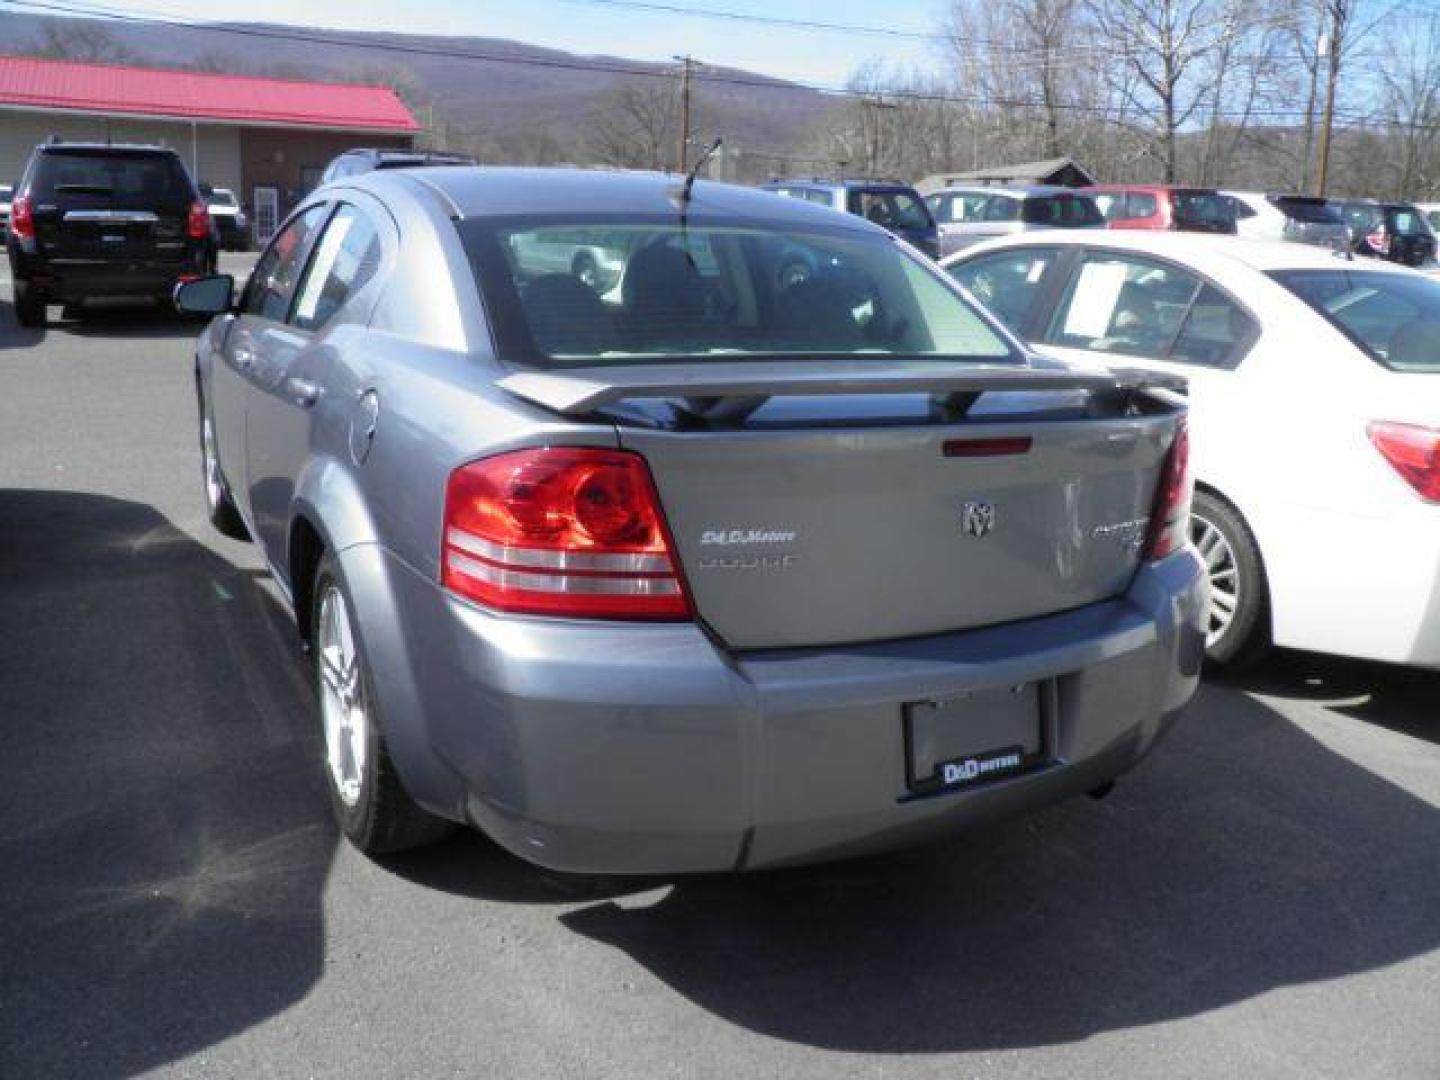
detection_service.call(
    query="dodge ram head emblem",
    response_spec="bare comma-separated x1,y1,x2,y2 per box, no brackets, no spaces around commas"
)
960,500,996,538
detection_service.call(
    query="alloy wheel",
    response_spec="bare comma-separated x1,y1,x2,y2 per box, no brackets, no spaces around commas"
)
317,584,367,807
201,415,224,512
1191,512,1240,649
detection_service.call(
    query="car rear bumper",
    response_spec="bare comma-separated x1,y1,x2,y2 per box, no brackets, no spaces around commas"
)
9,248,212,299
344,544,1207,874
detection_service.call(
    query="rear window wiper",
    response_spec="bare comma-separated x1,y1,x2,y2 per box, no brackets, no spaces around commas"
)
54,184,114,195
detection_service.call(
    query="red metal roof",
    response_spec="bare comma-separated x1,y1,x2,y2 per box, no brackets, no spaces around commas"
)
0,55,420,132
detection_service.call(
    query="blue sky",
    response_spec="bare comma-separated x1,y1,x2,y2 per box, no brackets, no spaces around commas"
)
45,0,947,85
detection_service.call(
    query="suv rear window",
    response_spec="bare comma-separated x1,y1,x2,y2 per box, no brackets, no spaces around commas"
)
1021,195,1104,227
849,190,932,231
1171,191,1236,230
29,149,192,208
1271,268,1440,371
1271,196,1341,224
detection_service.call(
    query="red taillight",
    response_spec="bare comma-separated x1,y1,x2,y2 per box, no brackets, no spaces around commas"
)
9,194,33,240
441,447,691,620
1143,418,1192,560
186,199,211,240
1369,421,1440,501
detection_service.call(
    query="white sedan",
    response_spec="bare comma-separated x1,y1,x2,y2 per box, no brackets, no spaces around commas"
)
944,231,1440,669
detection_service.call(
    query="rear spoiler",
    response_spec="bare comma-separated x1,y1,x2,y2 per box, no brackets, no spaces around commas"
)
497,359,1186,417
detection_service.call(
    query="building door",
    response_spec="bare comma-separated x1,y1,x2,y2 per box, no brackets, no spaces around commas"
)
252,186,280,245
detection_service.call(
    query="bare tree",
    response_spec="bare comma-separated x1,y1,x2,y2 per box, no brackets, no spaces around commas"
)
24,21,136,63
586,78,681,171
1089,0,1242,182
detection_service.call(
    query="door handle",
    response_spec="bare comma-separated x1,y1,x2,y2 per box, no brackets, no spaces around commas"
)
231,346,253,370
285,377,323,408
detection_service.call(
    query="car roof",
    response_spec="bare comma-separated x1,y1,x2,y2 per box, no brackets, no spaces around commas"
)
390,167,882,231
936,184,1083,198
943,229,1419,275
1087,184,1219,194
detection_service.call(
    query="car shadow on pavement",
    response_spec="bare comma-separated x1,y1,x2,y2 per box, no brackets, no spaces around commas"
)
57,304,210,340
0,489,334,1079
1236,649,1440,746
549,672,1440,1053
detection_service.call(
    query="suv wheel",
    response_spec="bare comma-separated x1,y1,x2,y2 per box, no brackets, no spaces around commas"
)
311,552,453,855
13,282,45,328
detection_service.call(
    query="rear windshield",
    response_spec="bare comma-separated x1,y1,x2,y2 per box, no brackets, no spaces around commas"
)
460,216,1013,367
1021,194,1104,227
1172,191,1236,229
1271,196,1341,224
28,150,193,208
848,189,933,231
1270,268,1440,371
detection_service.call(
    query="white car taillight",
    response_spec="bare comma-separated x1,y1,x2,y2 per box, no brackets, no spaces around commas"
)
1369,421,1440,502
442,447,691,620
1143,418,1192,560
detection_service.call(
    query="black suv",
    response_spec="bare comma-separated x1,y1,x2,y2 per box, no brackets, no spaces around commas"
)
319,147,477,185
6,142,217,327
1329,199,1438,267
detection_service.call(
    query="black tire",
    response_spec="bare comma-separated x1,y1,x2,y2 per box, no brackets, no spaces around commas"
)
1190,488,1270,670
311,552,453,855
197,393,249,541
13,281,45,328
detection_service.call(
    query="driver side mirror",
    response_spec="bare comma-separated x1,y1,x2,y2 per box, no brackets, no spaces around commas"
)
174,274,235,315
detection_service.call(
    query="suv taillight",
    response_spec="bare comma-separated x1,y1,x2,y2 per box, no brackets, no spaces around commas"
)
1143,418,1192,560
1368,421,1440,501
186,199,211,240
442,448,691,619
9,194,33,240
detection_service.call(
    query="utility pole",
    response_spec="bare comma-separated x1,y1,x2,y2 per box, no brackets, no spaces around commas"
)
1315,2,1344,197
674,55,701,173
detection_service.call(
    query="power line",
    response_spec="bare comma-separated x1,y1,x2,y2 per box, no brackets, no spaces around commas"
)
0,0,1414,126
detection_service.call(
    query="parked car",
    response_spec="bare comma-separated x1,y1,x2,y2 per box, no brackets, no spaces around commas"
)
1088,185,1237,234
1225,191,1348,250
320,147,478,185
1329,199,1438,267
760,179,941,258
6,141,217,328
0,183,12,232
202,184,249,251
178,167,1203,871
1415,201,1440,233
924,184,1104,257
945,231,1440,670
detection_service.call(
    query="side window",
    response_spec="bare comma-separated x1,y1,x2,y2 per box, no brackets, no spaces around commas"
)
1168,285,1256,368
291,204,383,332
243,204,327,321
948,248,1061,337
1044,252,1202,358
1127,192,1159,218
982,197,1019,222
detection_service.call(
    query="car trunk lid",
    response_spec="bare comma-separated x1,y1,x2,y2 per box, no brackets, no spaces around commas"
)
501,360,1185,650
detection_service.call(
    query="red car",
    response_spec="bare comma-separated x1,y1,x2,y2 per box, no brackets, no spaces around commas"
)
1087,185,1237,234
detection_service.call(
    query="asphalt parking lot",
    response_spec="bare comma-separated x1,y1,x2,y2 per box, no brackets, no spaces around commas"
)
2,257,1438,1079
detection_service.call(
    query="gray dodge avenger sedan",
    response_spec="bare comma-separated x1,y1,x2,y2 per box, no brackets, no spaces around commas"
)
178,166,1205,874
